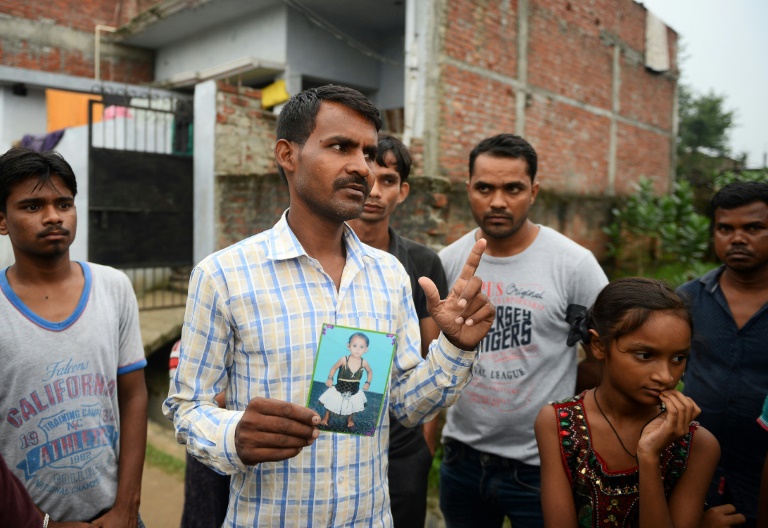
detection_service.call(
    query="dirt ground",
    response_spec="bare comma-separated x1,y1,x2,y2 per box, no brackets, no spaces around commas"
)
140,462,184,527
140,421,185,527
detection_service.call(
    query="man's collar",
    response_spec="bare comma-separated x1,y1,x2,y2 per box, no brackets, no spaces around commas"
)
387,226,402,254
699,265,726,293
267,209,380,262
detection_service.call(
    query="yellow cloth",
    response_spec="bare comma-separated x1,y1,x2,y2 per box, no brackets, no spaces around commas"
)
261,79,290,109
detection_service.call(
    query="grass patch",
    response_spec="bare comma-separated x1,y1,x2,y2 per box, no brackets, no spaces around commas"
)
145,442,186,479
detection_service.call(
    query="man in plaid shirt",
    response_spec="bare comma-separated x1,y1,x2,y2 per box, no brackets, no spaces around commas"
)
165,85,494,527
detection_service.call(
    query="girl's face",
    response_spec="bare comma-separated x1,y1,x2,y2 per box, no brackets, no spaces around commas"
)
348,336,369,358
595,310,691,405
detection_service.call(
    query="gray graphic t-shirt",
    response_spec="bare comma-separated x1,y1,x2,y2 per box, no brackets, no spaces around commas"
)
439,227,607,465
0,262,146,521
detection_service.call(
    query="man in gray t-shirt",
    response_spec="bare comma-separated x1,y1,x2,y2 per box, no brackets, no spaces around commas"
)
438,134,607,528
0,148,147,526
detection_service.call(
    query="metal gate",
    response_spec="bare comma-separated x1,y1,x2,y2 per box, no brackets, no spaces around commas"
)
87,93,193,309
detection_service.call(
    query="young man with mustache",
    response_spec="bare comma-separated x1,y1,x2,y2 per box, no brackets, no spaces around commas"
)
0,148,147,527
348,134,448,528
437,134,607,528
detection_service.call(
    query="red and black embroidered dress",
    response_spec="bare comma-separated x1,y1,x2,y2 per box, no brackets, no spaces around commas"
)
552,392,698,527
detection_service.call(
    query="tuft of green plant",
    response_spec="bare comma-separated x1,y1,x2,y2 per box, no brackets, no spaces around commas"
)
428,445,443,492
714,170,768,189
604,177,710,277
145,442,186,480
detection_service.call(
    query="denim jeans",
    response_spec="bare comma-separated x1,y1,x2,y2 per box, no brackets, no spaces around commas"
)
439,440,543,528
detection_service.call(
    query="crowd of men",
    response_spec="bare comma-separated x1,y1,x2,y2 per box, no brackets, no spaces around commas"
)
0,84,765,528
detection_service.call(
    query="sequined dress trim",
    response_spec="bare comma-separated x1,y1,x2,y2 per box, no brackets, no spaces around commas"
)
553,392,698,527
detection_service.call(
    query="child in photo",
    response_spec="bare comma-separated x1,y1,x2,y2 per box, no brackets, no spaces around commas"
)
535,277,720,526
319,332,373,429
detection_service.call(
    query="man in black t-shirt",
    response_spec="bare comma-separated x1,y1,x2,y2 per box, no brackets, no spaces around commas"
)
348,134,448,528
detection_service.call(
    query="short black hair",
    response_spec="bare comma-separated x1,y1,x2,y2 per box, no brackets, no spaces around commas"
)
376,134,411,182
0,147,77,212
468,133,538,181
275,85,382,181
709,181,768,221
588,277,692,349
348,332,370,346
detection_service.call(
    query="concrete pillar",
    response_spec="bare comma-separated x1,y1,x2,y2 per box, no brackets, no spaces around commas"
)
193,80,217,265
607,45,621,195
515,0,529,137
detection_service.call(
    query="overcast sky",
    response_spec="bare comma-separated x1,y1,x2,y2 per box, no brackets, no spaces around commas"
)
637,0,768,168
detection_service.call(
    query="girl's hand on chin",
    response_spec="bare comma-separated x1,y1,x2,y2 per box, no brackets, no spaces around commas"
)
637,390,700,459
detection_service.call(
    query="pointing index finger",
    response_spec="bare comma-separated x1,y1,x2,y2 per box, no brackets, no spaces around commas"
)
457,238,487,282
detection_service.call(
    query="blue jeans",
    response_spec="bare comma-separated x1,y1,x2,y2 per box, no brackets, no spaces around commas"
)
439,440,543,528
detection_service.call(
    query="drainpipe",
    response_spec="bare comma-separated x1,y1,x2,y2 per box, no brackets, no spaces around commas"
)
95,25,117,81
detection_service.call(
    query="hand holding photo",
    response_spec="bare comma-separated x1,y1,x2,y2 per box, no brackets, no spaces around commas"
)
307,324,397,436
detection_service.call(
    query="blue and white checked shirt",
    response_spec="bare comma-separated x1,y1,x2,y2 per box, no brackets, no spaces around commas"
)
164,212,477,527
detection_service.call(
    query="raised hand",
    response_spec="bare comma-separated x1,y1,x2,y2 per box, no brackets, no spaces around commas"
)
637,390,700,459
235,397,321,465
418,238,494,350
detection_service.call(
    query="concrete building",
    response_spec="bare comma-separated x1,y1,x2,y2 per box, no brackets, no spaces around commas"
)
0,0,679,266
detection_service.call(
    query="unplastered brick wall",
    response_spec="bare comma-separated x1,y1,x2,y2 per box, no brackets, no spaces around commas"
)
214,82,287,248
0,0,154,82
427,0,678,256
0,0,164,32
215,82,277,176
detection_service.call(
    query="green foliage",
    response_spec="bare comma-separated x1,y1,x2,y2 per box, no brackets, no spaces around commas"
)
677,85,735,157
428,445,442,492
145,442,185,480
676,85,743,207
604,177,710,277
714,169,768,189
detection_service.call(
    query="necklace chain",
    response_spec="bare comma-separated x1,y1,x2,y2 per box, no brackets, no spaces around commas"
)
593,386,667,463
593,386,638,461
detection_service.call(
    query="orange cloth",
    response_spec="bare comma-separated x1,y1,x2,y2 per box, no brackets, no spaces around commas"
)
46,89,103,132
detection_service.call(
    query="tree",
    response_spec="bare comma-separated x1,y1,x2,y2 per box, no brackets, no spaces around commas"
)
676,85,742,206
677,84,735,157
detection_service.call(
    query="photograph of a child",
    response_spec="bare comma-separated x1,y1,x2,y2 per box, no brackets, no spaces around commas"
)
308,324,397,436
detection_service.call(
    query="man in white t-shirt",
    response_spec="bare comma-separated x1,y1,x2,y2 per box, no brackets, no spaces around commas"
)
438,134,608,528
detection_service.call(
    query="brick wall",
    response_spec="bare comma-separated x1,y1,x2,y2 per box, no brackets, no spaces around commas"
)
216,173,289,250
437,0,677,188
437,64,518,180
0,0,164,31
429,0,678,256
215,82,277,177
210,0,677,260
0,0,154,83
214,82,286,249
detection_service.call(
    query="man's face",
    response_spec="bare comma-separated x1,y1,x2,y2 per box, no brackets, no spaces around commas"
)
358,150,409,224
0,174,77,259
713,201,768,273
466,154,539,240
282,101,378,223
